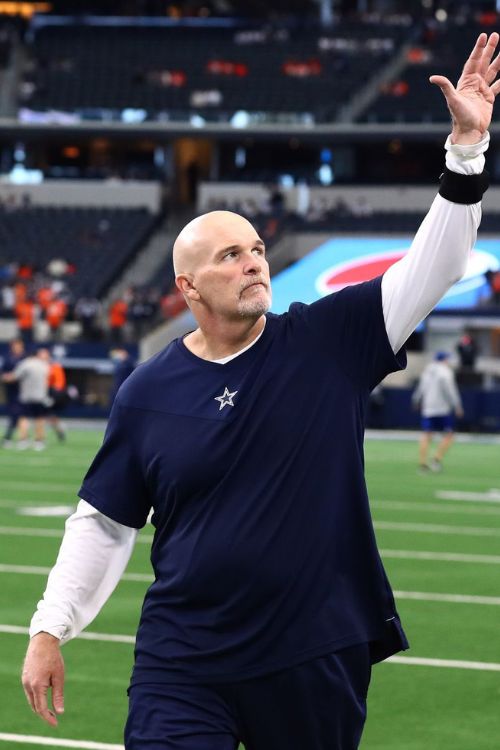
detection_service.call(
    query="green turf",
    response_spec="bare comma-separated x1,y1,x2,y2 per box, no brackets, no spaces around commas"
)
1,430,499,749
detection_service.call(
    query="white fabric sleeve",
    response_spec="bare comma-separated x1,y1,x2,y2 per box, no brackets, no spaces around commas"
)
29,499,138,644
382,133,489,354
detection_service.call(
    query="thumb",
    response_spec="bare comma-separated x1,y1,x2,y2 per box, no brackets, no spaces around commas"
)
429,75,455,99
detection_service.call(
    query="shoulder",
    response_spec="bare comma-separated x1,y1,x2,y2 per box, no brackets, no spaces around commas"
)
114,340,179,406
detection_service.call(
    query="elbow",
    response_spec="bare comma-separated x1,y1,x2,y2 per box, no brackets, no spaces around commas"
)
448,256,469,287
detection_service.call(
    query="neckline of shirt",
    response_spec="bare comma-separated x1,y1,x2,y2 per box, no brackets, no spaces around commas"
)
177,316,270,368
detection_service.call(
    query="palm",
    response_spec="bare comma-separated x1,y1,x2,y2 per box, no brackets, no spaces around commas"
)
430,32,500,139
453,73,495,133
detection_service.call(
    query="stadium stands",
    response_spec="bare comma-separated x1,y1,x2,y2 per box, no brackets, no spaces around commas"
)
21,19,413,123
360,18,500,124
0,206,158,299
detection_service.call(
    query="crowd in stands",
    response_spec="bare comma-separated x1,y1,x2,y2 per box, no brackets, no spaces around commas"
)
0,259,187,344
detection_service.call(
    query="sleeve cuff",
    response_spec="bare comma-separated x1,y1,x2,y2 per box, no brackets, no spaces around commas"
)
445,132,490,175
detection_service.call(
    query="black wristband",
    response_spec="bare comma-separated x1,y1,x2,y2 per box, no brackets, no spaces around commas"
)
438,167,489,204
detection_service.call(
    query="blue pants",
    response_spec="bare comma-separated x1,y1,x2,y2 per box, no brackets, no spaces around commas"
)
125,643,371,750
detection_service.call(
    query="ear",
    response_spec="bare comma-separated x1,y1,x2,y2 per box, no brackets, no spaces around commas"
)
175,274,200,301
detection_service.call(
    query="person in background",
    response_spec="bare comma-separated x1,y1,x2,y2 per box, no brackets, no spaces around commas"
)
109,347,135,406
2,346,50,450
412,351,464,473
15,296,35,344
108,297,128,343
1,338,25,446
40,349,68,442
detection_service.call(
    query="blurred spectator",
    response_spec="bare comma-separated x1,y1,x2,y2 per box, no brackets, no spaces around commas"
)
0,283,15,317
41,349,68,442
456,333,478,370
1,338,25,446
15,297,36,344
109,297,128,342
74,296,102,340
128,292,157,339
2,347,50,450
109,348,135,405
45,297,68,340
412,352,464,474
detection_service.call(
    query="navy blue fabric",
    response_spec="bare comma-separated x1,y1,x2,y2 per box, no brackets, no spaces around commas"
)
421,414,455,432
125,644,371,750
1,351,23,403
79,276,409,684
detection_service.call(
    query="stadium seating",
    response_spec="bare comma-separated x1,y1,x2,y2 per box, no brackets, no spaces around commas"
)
360,19,500,124
21,20,412,123
0,206,158,298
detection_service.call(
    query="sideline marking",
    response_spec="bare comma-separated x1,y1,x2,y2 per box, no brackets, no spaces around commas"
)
0,564,152,582
374,521,500,538
380,549,500,565
387,656,500,672
0,733,123,749
394,590,500,606
436,490,500,503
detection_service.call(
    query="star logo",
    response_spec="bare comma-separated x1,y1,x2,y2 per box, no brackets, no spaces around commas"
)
214,387,238,411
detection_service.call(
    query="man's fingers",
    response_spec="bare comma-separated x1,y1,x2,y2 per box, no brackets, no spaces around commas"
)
491,79,500,97
51,673,65,715
462,32,488,76
479,32,500,77
485,50,500,85
429,75,455,100
32,683,59,727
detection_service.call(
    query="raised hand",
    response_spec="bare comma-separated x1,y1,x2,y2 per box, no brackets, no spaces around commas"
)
430,32,500,144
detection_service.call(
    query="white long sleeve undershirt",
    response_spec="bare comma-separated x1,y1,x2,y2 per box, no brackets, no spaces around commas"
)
29,134,489,643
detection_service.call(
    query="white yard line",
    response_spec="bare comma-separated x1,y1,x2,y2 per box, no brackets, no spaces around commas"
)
0,564,152,582
394,590,500,605
0,733,123,749
374,520,500,537
380,549,500,564
387,656,500,672
2,625,500,682
436,490,500,503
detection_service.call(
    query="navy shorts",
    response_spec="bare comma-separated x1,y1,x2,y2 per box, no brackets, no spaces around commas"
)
125,643,371,750
421,414,454,432
20,401,46,419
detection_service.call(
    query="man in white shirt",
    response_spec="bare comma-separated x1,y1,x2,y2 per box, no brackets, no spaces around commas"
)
413,351,464,472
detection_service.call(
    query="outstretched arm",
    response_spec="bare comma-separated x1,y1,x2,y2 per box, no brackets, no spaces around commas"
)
383,32,500,353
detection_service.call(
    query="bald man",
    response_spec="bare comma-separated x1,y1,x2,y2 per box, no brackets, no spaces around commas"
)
22,33,500,750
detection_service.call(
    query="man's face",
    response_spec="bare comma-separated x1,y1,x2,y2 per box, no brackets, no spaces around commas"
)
184,216,272,321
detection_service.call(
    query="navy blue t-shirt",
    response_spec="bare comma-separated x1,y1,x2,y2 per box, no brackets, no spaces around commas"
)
80,276,409,684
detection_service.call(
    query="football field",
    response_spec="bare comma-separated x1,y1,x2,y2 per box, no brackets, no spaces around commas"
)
0,426,499,749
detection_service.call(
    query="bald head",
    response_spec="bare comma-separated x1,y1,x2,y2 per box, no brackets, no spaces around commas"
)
172,211,258,277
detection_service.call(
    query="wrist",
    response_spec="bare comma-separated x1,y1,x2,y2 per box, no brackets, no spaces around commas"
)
451,128,486,145
30,631,61,645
